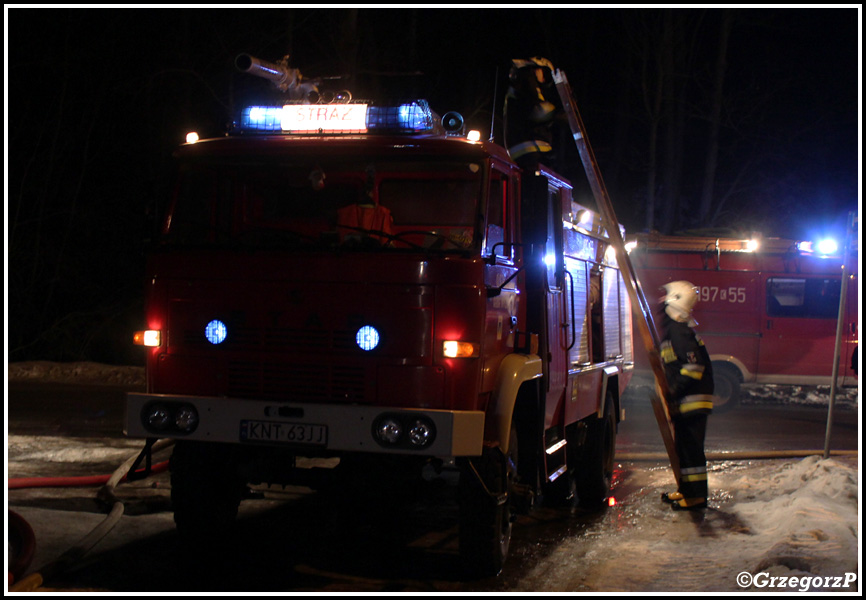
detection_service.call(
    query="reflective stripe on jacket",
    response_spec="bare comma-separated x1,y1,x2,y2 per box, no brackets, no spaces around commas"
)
507,140,553,160
678,393,714,416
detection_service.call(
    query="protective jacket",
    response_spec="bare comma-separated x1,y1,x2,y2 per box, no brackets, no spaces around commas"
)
660,314,714,417
660,312,714,502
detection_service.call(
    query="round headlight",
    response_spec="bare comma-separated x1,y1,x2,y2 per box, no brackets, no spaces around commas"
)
146,405,171,430
375,418,402,444
408,419,435,447
174,405,199,432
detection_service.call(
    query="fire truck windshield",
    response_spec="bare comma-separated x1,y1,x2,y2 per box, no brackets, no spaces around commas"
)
164,157,482,252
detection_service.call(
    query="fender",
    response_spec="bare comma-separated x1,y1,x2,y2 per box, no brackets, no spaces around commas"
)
710,354,751,382
487,353,543,452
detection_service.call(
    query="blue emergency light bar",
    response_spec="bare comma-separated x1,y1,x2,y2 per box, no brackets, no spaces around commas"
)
239,101,435,134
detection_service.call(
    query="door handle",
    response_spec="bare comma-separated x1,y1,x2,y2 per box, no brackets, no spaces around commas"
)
564,269,576,351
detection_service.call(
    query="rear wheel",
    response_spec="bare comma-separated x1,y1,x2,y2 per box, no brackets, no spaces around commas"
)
458,424,518,578
574,395,616,508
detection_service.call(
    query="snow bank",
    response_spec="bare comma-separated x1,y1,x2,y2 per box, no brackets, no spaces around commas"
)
741,384,859,410
623,376,859,410
730,456,860,590
6,361,145,386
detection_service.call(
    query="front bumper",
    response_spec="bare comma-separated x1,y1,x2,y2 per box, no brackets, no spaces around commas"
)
125,392,484,457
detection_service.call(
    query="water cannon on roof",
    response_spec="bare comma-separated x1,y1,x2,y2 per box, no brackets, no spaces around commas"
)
235,53,321,101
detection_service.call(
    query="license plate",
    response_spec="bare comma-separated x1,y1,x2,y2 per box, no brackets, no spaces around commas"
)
240,420,328,445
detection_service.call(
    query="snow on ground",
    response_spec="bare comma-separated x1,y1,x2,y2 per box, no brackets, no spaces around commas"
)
516,456,860,592
7,435,147,473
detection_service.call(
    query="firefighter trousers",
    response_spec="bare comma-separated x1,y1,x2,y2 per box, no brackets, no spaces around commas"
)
673,414,708,499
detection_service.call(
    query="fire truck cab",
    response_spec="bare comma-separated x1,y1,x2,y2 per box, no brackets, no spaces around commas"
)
629,232,858,409
124,70,633,576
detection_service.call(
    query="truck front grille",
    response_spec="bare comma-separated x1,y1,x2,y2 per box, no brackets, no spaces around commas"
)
227,360,366,402
184,327,356,353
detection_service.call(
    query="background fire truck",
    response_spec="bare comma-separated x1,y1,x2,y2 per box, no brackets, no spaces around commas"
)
628,231,859,410
124,55,634,577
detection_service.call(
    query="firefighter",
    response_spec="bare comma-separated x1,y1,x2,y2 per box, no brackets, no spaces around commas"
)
658,280,714,511
503,57,562,172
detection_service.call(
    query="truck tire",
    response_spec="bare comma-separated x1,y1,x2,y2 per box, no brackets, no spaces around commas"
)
712,362,741,412
574,394,616,508
458,424,517,578
170,440,247,544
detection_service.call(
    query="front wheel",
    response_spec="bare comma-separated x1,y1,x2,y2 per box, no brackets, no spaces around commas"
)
458,425,518,578
170,441,247,544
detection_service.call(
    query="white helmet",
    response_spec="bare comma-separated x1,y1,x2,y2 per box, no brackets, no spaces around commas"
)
662,281,699,325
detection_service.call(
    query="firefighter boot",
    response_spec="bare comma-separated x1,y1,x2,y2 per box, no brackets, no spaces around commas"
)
671,497,708,511
661,491,683,504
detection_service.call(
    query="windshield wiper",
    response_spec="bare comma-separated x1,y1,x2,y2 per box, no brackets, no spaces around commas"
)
388,230,470,250
337,226,426,250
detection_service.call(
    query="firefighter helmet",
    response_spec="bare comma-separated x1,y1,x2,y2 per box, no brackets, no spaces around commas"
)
662,280,699,325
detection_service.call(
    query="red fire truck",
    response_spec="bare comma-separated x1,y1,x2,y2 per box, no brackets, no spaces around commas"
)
629,231,859,410
124,55,634,576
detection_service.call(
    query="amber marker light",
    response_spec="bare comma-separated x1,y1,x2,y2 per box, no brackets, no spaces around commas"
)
133,330,161,347
442,341,479,358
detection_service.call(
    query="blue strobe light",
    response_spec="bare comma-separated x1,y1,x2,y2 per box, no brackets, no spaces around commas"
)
205,319,228,345
356,325,380,351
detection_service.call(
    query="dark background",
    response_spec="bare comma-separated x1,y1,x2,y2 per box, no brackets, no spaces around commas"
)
6,7,860,364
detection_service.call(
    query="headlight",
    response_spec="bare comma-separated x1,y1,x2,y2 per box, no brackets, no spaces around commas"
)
142,402,199,435
375,417,403,445
372,414,436,449
146,405,172,430
174,406,199,432
408,419,435,447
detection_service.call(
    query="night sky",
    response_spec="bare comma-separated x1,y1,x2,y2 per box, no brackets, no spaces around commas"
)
6,7,861,364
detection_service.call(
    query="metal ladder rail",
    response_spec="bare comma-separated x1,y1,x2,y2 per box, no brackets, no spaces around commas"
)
552,68,681,487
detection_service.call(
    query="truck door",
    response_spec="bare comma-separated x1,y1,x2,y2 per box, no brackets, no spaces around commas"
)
482,165,520,392
760,275,852,383
542,184,567,425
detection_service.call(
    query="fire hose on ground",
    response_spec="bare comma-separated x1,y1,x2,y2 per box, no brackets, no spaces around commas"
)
8,439,174,592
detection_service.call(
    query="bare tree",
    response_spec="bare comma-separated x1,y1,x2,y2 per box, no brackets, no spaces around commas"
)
698,9,733,226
